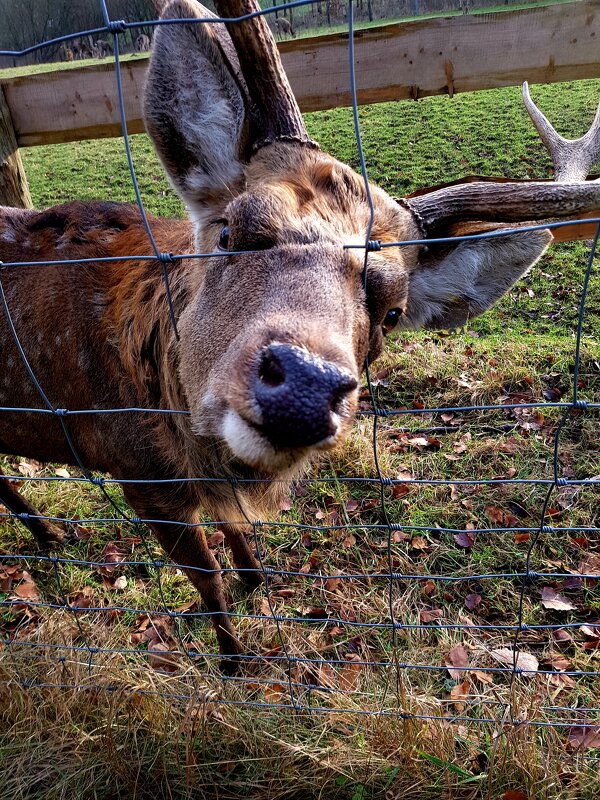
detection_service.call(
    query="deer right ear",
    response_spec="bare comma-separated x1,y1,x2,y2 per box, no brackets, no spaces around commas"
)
144,0,250,224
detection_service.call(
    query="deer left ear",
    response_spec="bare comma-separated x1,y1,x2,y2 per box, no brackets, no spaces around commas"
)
401,229,552,330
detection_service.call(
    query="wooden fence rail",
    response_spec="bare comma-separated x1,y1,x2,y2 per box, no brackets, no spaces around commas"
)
1,1,598,148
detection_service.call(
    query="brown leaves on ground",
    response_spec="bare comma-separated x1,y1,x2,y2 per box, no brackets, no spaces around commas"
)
490,648,539,676
0,564,26,593
579,623,600,650
540,586,575,612
12,570,40,601
449,679,471,713
96,541,129,578
387,432,441,452
485,505,521,528
465,593,482,611
420,608,443,623
445,644,469,680
16,459,42,477
567,726,600,751
577,552,600,579
0,566,40,603
131,615,180,673
454,528,476,548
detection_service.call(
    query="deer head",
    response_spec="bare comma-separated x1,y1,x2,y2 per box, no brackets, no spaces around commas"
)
144,0,599,476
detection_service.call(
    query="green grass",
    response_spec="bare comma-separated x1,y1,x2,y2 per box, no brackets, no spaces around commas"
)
1,76,600,798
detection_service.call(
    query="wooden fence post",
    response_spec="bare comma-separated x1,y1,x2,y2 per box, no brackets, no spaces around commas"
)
0,86,32,208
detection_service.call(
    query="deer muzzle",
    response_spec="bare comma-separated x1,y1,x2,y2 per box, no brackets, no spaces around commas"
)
253,343,358,449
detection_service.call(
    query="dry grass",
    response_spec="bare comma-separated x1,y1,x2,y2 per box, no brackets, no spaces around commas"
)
1,332,599,799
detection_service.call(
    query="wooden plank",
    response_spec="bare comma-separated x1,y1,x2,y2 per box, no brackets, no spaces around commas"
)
1,1,599,147
0,87,32,207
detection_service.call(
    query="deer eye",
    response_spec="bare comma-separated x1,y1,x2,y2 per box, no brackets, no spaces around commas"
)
218,225,230,251
382,307,403,335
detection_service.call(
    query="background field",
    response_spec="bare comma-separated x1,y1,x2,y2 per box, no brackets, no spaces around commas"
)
1,78,599,799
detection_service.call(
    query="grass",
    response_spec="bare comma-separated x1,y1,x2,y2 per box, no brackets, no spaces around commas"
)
1,76,600,797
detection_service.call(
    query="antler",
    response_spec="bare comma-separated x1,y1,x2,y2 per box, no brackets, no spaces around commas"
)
212,0,314,150
406,86,600,235
523,81,600,182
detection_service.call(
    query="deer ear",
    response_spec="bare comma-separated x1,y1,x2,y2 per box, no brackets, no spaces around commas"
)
402,230,552,330
144,0,249,224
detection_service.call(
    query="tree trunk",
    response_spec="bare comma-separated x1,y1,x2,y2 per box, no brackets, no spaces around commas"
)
0,87,32,209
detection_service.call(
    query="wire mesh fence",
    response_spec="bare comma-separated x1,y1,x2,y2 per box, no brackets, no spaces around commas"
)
0,0,599,761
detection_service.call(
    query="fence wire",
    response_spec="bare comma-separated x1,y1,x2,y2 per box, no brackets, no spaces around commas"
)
0,0,599,752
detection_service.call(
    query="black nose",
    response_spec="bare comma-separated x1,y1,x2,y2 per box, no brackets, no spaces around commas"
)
252,344,358,448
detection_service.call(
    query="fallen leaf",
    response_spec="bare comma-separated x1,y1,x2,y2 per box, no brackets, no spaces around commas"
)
548,673,576,690
540,586,575,612
325,576,342,593
112,576,127,591
422,579,436,596
272,588,295,599
70,585,94,609
54,467,70,479
147,642,179,673
465,593,482,611
454,530,476,548
340,662,361,692
420,608,443,623
260,598,275,617
544,652,572,671
449,679,470,712
567,726,600,750
445,644,469,680
473,670,493,685
491,648,539,676
411,536,429,551
17,460,42,477
264,683,286,703
503,791,528,800
96,542,129,577
552,628,573,645
580,624,600,640
578,553,600,578
14,577,40,601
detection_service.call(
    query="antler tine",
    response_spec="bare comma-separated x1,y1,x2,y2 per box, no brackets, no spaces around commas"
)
212,0,313,150
523,81,600,182
405,87,600,235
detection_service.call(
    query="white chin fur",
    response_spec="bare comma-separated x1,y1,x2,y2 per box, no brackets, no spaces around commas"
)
221,409,339,471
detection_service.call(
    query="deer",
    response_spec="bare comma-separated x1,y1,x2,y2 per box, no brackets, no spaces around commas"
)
59,45,75,62
274,17,296,38
0,0,599,671
93,39,112,59
135,34,151,52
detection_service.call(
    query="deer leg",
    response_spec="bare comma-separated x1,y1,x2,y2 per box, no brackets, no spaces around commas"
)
122,486,243,672
0,466,64,547
219,523,264,588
